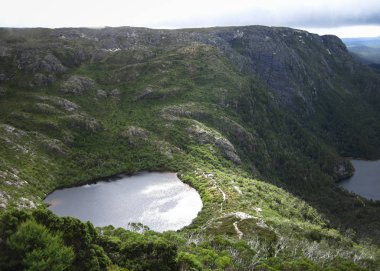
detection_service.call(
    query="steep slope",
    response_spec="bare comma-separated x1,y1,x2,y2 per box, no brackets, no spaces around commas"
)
0,26,380,270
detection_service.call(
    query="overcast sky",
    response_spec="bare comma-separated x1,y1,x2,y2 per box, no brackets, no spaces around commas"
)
1,0,380,38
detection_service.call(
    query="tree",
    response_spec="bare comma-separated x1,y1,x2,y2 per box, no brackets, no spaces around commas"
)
5,220,74,271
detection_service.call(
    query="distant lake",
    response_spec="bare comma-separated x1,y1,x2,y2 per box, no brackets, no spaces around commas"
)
340,160,380,201
44,172,203,232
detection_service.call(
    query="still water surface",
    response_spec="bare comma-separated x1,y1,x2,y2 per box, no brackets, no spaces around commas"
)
45,172,203,232
340,160,380,201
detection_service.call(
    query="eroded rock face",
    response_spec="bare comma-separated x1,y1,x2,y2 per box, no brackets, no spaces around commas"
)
17,52,66,74
30,103,61,114
1,170,28,189
187,121,241,164
36,96,80,112
31,73,56,87
110,88,120,98
96,89,108,98
59,75,95,95
161,103,199,120
218,117,258,153
41,54,67,73
63,114,102,132
121,126,150,146
1,124,27,138
135,86,155,100
55,98,80,112
39,137,67,155
97,88,121,99
17,197,36,209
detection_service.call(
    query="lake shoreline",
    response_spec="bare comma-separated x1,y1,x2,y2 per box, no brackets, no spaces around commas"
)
339,159,380,201
43,168,180,200
336,157,380,183
44,172,203,231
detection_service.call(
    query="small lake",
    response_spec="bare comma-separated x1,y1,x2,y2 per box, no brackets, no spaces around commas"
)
44,172,203,232
340,160,380,201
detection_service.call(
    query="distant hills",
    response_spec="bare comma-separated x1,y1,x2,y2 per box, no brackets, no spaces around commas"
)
343,37,380,69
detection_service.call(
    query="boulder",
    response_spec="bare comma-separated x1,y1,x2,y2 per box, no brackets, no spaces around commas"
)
109,88,121,98
96,89,108,98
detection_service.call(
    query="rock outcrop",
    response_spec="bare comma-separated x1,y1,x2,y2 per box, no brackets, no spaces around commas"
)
59,75,95,95
187,121,241,164
17,52,66,74
31,73,56,87
63,114,102,132
121,126,150,146
36,96,80,111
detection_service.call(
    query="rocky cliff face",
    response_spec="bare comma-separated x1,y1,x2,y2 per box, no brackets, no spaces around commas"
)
6,26,377,157
2,26,378,110
28,26,374,107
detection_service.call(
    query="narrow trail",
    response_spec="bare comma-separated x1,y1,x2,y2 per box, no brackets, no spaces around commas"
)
233,185,243,195
194,170,271,240
217,186,227,211
233,220,243,239
198,171,227,212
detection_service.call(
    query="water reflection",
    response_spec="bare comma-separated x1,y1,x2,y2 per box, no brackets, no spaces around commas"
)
340,160,380,201
45,172,203,232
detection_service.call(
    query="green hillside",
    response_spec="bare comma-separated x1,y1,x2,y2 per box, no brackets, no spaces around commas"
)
0,26,380,270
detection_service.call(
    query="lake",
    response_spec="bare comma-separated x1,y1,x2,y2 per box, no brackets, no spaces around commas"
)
44,172,203,232
340,160,380,201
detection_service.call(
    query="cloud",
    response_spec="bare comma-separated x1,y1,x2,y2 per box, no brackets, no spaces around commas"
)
1,0,380,33
304,25,380,38
145,0,380,29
